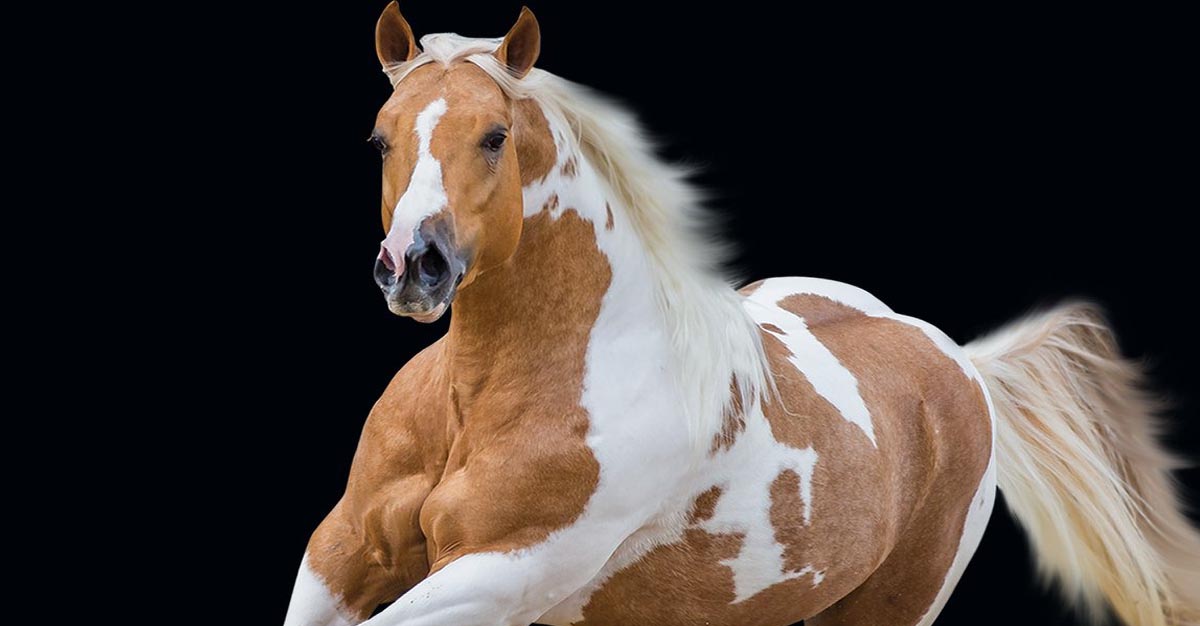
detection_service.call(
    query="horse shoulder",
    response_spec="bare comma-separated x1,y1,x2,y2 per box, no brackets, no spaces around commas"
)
305,338,453,619
418,384,603,573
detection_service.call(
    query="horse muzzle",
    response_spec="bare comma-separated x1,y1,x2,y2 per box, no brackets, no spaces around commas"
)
373,219,465,323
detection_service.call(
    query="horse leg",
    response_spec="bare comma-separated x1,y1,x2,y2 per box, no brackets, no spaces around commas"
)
284,502,418,626
806,466,996,626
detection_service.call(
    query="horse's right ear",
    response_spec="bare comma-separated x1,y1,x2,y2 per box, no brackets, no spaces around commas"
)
376,1,418,69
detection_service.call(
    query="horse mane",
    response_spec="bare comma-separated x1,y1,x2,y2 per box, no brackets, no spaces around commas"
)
384,34,771,452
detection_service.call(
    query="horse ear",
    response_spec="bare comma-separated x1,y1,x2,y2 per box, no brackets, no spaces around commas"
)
495,7,541,78
376,1,418,68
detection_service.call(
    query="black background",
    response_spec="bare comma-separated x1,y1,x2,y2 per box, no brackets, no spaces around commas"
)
204,3,1197,625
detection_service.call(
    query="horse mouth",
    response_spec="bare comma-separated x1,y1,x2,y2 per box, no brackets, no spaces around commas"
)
384,275,460,323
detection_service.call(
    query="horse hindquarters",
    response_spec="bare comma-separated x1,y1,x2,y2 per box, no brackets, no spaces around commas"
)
803,464,996,626
736,278,998,626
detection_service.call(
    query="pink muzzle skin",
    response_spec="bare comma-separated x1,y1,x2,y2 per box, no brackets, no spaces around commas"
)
379,226,417,278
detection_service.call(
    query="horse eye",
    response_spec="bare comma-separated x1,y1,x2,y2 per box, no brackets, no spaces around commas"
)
368,134,389,157
482,131,507,153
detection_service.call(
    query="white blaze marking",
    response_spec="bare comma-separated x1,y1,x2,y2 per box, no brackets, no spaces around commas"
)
282,553,354,626
744,279,878,447
380,98,449,275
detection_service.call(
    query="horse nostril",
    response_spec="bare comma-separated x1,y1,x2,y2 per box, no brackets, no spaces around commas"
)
379,246,396,272
374,257,396,289
416,246,449,288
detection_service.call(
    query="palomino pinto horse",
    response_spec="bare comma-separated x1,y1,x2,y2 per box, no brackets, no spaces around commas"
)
285,5,1200,626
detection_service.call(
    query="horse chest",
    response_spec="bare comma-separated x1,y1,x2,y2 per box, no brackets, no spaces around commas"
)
416,387,603,570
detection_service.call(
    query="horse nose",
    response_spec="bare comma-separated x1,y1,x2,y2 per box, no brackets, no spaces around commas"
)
374,247,397,290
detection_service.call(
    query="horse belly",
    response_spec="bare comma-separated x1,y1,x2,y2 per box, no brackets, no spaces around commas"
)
543,475,891,626
541,390,897,626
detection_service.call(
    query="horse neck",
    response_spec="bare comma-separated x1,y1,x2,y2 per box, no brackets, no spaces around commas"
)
446,141,662,392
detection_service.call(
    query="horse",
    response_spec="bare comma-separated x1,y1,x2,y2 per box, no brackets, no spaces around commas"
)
284,5,1200,625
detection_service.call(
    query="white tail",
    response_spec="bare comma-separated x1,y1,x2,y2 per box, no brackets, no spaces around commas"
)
966,302,1200,626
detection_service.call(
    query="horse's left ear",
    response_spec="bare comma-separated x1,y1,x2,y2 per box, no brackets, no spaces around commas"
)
376,1,418,68
495,7,540,78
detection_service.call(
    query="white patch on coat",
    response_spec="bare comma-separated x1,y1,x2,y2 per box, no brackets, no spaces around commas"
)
282,553,355,626
743,279,878,446
699,400,822,602
758,277,981,382
379,98,449,276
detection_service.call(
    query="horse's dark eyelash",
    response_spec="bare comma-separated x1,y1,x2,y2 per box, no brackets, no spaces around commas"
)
368,134,389,155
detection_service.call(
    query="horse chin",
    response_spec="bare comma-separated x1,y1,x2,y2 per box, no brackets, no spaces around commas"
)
408,301,449,323
386,298,448,323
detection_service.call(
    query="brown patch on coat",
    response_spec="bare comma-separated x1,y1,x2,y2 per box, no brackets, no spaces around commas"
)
760,322,783,334
305,340,453,620
575,290,991,625
543,193,558,213
711,376,747,452
580,527,749,626
740,279,766,295
780,293,865,327
604,202,614,230
512,97,555,185
768,469,810,572
786,297,992,626
561,154,578,178
420,207,608,570
689,487,722,524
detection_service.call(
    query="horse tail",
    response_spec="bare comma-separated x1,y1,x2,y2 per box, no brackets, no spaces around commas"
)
965,302,1200,626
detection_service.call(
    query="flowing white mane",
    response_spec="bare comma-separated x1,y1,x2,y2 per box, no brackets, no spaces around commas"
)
384,34,771,452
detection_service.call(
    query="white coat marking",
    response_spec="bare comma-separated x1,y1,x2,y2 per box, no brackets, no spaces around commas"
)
758,277,980,382
283,553,355,626
743,279,878,446
699,401,822,602
380,98,449,276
